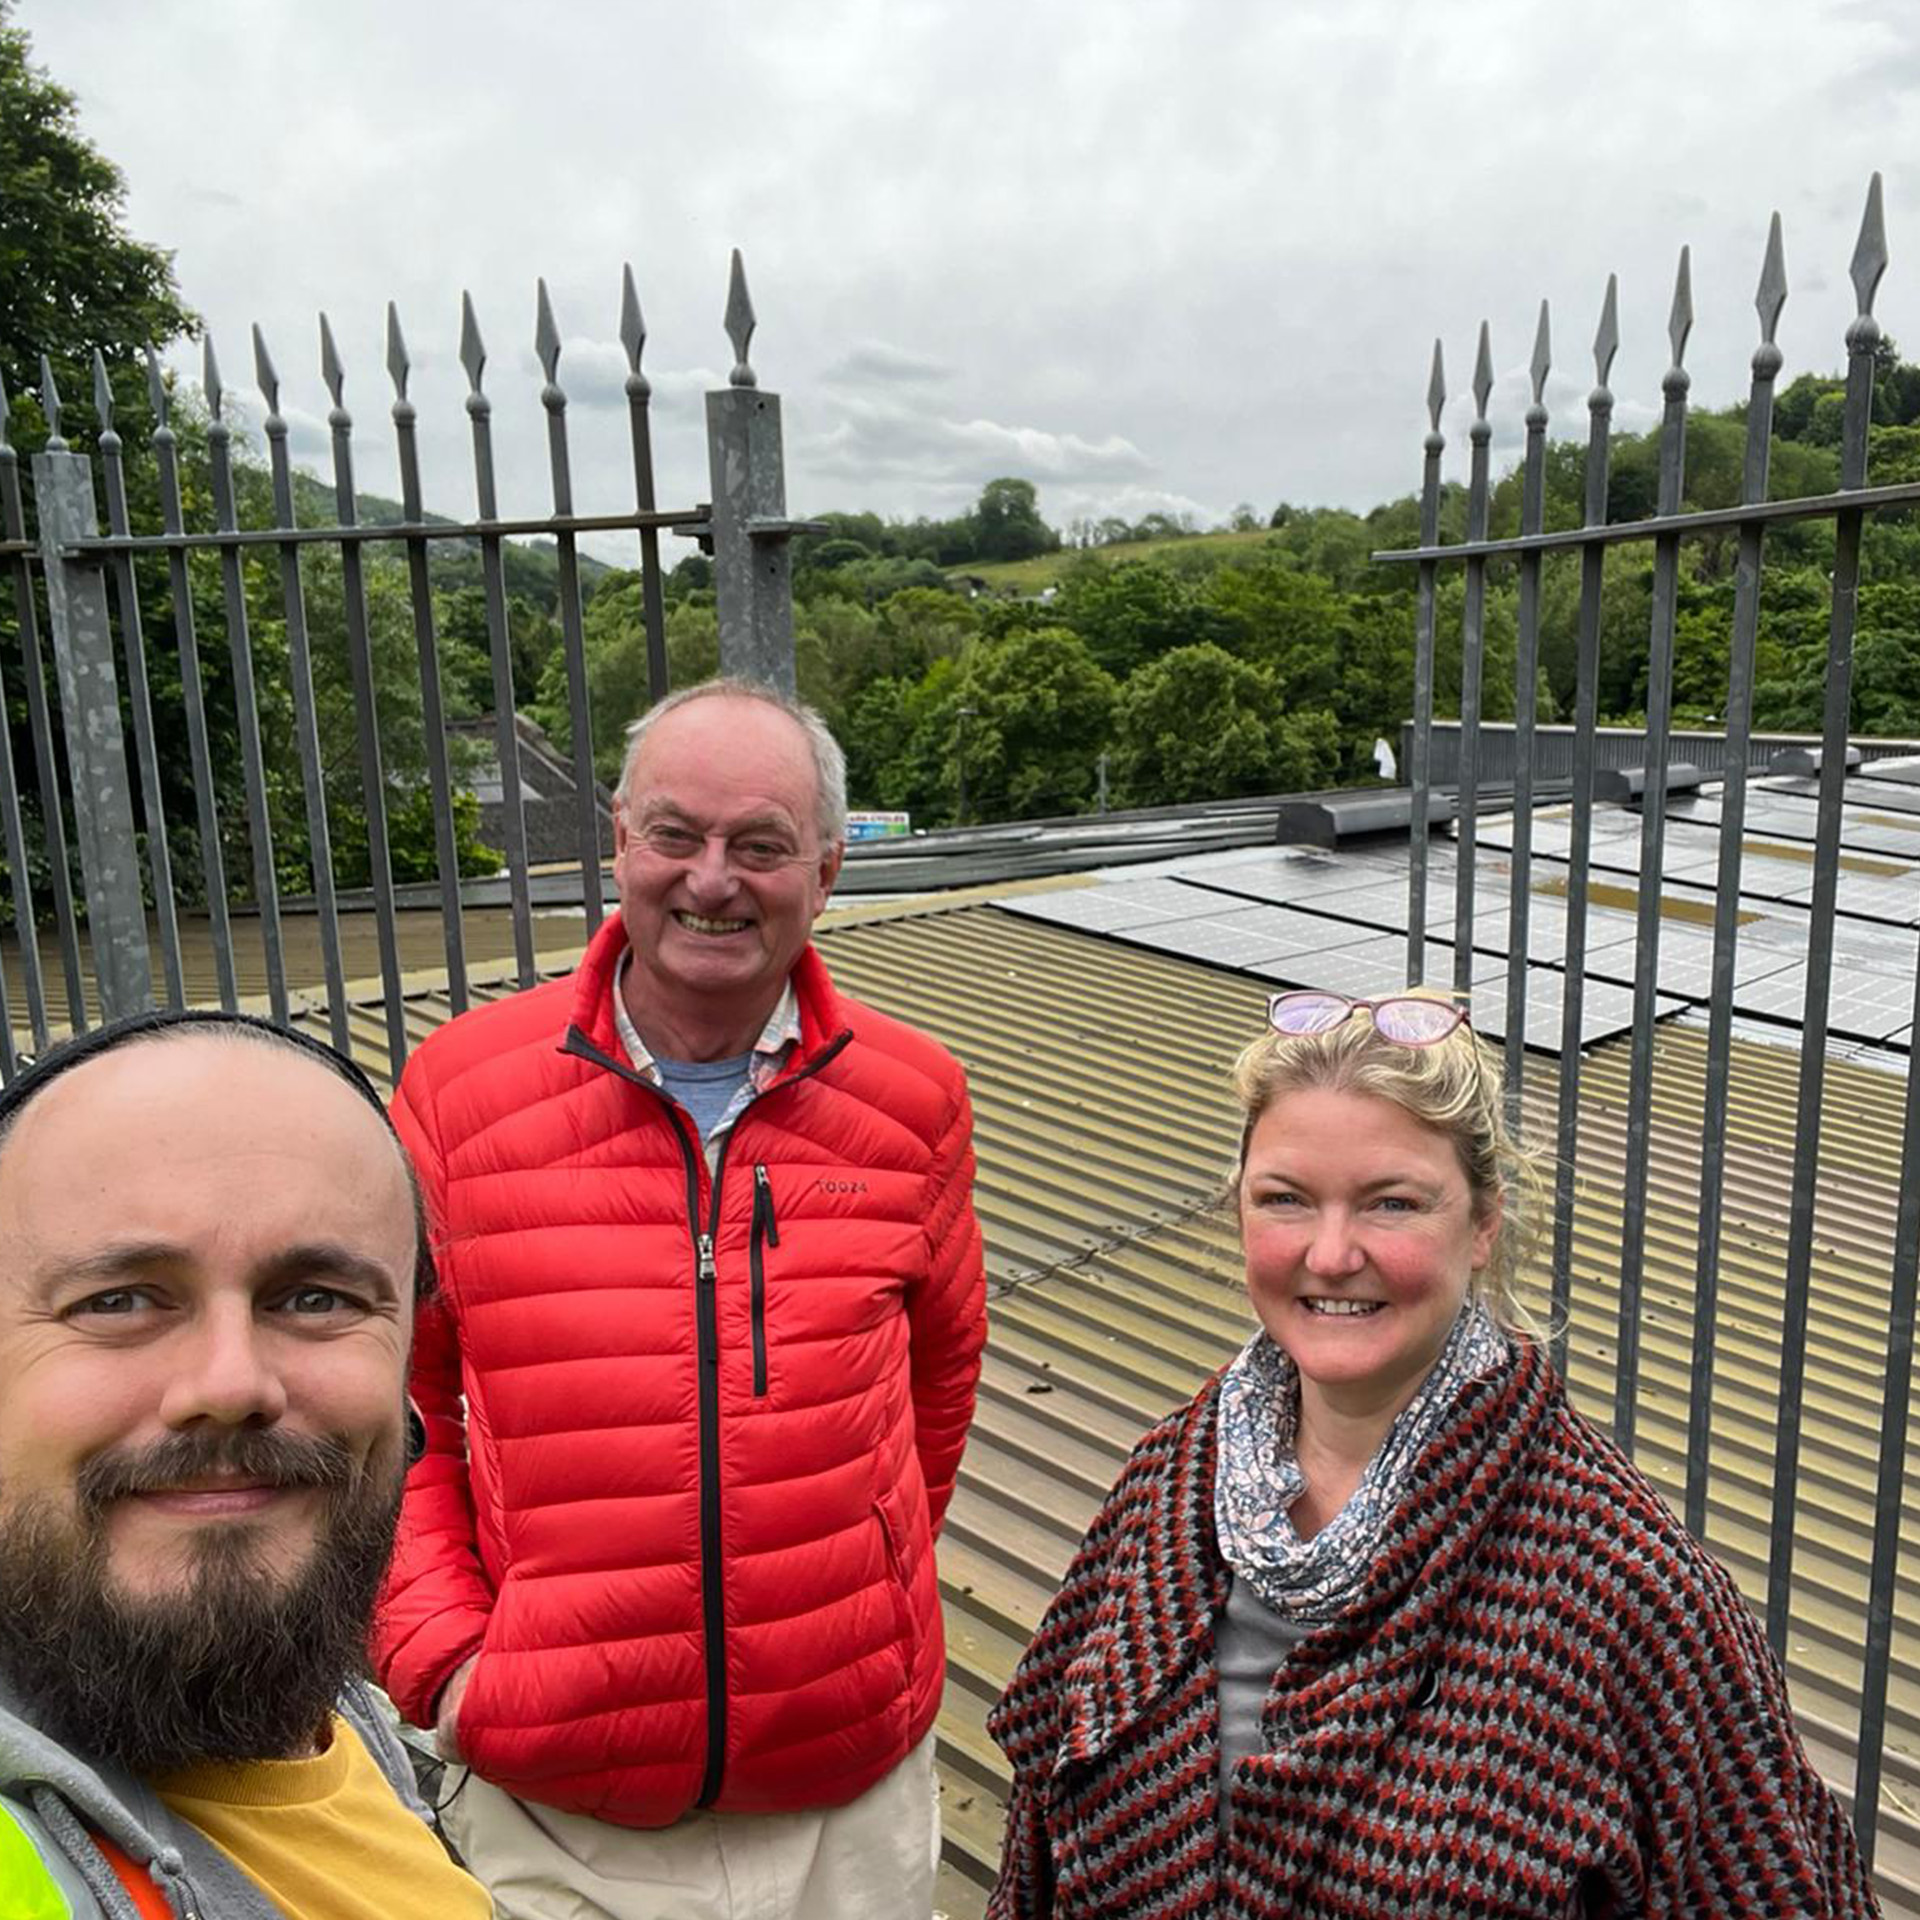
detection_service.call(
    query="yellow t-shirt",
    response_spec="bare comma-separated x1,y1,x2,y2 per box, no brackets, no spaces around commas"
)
152,1715,492,1920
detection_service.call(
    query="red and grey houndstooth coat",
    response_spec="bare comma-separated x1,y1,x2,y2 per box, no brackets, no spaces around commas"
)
988,1337,1880,1918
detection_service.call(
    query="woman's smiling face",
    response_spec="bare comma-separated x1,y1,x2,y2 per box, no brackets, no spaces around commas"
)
1239,1085,1499,1425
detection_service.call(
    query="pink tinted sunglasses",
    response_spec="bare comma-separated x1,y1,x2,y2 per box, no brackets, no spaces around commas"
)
1266,989,1470,1048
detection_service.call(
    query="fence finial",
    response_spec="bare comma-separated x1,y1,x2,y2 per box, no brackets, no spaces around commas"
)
459,291,487,394
1756,213,1788,348
535,278,563,391
1593,273,1620,390
1529,300,1552,408
1851,172,1888,321
725,249,757,389
252,323,280,415
621,263,648,373
1668,246,1694,370
386,302,410,400
1425,339,1446,449
621,263,650,403
203,334,224,422
319,312,346,411
40,356,65,448
91,349,115,439
1471,322,1493,425
144,345,169,428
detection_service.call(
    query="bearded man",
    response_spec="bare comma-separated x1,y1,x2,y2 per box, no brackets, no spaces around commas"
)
0,1012,491,1920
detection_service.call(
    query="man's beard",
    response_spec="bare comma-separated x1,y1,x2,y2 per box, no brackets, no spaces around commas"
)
0,1427,404,1773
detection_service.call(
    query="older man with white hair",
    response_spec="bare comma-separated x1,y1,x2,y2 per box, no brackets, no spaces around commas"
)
374,677,986,1920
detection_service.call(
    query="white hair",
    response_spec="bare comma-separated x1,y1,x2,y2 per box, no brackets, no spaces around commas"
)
619,677,848,846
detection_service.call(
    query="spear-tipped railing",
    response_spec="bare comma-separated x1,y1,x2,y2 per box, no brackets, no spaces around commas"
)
0,252,775,1075
1374,174,1919,1879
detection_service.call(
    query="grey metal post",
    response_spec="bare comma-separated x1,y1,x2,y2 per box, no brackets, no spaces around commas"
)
1613,248,1695,1457
1686,215,1786,1540
706,252,800,695
31,436,152,1020
1405,343,1445,985
91,352,183,1009
1503,301,1552,1117
1548,275,1619,1379
1450,323,1495,998
1767,175,1886,1656
621,265,671,705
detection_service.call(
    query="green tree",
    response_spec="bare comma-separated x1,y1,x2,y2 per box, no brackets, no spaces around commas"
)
0,2,195,414
1111,644,1340,807
841,659,965,823
529,571,719,785
971,477,1058,562
1055,556,1220,677
950,626,1116,822
1204,556,1343,708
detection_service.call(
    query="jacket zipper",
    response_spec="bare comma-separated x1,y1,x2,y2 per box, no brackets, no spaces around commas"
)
749,1164,778,1397
558,1020,857,1810
691,1123,733,1808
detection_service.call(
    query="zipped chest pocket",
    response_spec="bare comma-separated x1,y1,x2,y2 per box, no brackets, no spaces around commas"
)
749,1163,779,1396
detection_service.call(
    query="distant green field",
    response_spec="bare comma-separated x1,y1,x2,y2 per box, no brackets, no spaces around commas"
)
950,527,1282,594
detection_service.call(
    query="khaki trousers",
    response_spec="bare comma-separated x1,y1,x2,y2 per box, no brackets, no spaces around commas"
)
442,1733,939,1920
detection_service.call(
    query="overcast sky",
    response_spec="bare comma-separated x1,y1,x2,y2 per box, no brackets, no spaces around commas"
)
20,0,1920,562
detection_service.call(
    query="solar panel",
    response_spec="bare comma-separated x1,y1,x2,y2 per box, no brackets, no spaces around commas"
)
1732,962,1916,1042
1001,877,1214,932
994,777,1914,1065
1276,936,1450,1000
1121,905,1379,972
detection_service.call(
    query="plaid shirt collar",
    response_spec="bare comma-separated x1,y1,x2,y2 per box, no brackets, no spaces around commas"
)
611,950,802,1095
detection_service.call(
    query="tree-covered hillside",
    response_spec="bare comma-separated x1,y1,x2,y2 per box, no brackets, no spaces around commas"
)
531,348,1920,833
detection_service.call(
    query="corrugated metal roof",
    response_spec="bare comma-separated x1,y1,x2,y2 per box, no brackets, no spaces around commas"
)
803,905,1920,1917
30,826,1912,1914
265,898,1919,1916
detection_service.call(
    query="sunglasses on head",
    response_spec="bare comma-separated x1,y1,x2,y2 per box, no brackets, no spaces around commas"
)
1266,989,1471,1048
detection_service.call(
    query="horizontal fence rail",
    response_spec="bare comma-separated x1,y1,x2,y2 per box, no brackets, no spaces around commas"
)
1410,720,1920,787
0,249,805,1073
1375,172,1918,1887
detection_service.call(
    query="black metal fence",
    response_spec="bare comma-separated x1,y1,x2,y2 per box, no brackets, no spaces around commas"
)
0,250,808,1077
1377,173,1918,1879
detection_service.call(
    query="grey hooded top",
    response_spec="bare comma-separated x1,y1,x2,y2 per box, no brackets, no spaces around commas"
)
0,1671,438,1920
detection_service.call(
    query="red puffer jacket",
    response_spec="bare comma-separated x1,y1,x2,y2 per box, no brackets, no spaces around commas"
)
372,917,985,1827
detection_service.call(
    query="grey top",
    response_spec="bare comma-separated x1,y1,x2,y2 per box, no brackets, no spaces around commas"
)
0,1671,434,1920
653,1049,754,1142
1216,1572,1311,1832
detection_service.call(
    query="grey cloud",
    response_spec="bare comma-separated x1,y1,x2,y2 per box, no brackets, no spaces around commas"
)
17,0,1912,541
795,393,1152,495
282,406,332,465
821,341,954,388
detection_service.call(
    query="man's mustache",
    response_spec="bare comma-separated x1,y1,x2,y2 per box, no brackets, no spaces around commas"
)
76,1430,358,1516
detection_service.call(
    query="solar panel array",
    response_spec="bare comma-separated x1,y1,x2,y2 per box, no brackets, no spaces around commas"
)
1002,767,1920,1056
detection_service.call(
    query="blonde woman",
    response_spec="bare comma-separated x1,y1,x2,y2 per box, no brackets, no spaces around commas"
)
988,990,1879,1919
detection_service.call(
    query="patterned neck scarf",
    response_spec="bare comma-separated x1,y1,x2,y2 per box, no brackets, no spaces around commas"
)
1213,1301,1509,1622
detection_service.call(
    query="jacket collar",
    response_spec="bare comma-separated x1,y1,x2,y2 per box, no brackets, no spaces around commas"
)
0,1668,175,1877
1047,1383,1233,1773
562,913,847,1074
0,1671,397,1918
1035,1337,1560,1772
